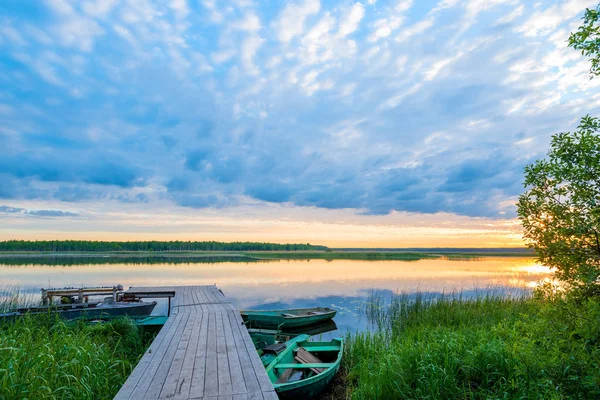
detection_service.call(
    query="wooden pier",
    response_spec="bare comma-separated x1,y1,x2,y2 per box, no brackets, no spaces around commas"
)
114,285,277,400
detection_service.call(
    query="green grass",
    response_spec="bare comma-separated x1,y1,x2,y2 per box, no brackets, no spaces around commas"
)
0,288,152,400
338,291,600,399
0,315,151,400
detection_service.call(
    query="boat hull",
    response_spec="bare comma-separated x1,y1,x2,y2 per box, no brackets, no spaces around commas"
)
265,336,343,400
275,360,340,400
241,307,336,329
0,301,157,322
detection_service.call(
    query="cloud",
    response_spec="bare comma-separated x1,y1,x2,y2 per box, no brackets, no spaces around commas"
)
0,0,598,221
272,0,321,42
0,205,79,217
338,3,365,37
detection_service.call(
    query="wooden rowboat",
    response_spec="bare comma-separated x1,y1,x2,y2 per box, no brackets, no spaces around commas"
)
0,301,157,322
240,307,336,329
264,334,343,399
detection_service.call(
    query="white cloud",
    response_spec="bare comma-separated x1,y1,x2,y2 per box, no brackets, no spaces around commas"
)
1,25,28,46
338,2,365,37
203,0,224,23
396,17,434,42
369,16,404,42
45,0,104,51
272,0,321,42
519,0,593,37
424,52,463,80
494,4,524,25
82,0,117,18
240,35,264,75
395,0,413,12
169,0,189,19
232,12,261,32
211,49,236,64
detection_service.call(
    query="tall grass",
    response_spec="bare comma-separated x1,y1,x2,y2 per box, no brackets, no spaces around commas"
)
341,290,600,399
0,288,152,400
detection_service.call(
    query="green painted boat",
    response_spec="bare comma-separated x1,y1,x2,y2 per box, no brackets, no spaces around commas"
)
240,307,336,329
264,335,343,399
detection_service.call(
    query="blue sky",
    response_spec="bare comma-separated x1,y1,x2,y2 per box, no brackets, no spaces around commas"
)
0,0,598,246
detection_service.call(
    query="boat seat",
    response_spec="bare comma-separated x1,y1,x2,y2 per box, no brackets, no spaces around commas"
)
295,347,326,374
281,313,296,318
307,311,325,315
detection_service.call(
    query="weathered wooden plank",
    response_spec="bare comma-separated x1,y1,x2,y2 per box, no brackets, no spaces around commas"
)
230,311,274,393
246,392,265,400
143,310,192,399
117,285,275,400
204,311,219,397
262,391,279,400
173,292,204,399
160,291,197,399
128,312,188,399
216,309,233,396
226,311,261,396
114,310,180,399
189,293,210,397
223,310,246,395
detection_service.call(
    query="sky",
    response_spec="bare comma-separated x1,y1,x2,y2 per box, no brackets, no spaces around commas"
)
0,0,599,247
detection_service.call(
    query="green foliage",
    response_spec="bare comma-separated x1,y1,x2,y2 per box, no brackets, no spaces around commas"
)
0,316,150,400
0,240,328,252
343,292,600,399
569,5,600,77
517,116,600,292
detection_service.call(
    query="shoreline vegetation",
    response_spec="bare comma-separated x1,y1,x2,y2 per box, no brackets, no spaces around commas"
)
0,240,534,265
0,313,152,400
0,250,533,266
0,289,153,399
324,290,600,399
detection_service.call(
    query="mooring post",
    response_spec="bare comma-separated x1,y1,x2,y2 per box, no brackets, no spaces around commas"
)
41,289,48,305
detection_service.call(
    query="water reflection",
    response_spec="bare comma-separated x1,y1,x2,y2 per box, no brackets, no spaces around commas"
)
0,257,551,336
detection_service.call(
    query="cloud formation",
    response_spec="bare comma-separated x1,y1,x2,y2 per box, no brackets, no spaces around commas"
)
0,205,78,217
1,0,599,220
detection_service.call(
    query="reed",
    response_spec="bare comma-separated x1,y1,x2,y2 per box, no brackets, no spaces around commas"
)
340,290,600,399
0,289,151,400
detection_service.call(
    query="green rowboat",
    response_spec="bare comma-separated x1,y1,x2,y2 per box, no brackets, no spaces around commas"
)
264,335,343,399
240,307,336,329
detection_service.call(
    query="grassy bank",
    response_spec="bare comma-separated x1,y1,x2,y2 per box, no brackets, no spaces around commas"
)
0,315,151,399
335,291,600,399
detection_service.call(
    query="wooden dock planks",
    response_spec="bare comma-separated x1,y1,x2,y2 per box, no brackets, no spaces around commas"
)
114,285,276,400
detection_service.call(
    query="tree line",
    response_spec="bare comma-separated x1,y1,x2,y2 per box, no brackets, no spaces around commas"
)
0,240,328,252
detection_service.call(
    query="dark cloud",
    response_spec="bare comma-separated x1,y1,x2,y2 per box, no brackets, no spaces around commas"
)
0,0,597,220
0,154,144,188
0,205,79,217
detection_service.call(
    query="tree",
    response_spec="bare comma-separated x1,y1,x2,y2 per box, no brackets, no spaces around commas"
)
569,4,600,77
517,116,600,292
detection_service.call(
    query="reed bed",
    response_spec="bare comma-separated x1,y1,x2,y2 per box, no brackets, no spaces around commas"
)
0,288,152,400
340,290,600,399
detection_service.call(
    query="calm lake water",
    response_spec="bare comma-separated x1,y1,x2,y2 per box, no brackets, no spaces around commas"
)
0,257,552,338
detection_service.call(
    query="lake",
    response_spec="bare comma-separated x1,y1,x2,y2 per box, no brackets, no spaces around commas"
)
0,256,552,338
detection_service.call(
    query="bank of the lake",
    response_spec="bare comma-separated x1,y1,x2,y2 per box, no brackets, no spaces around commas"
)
0,315,152,399
322,292,600,399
